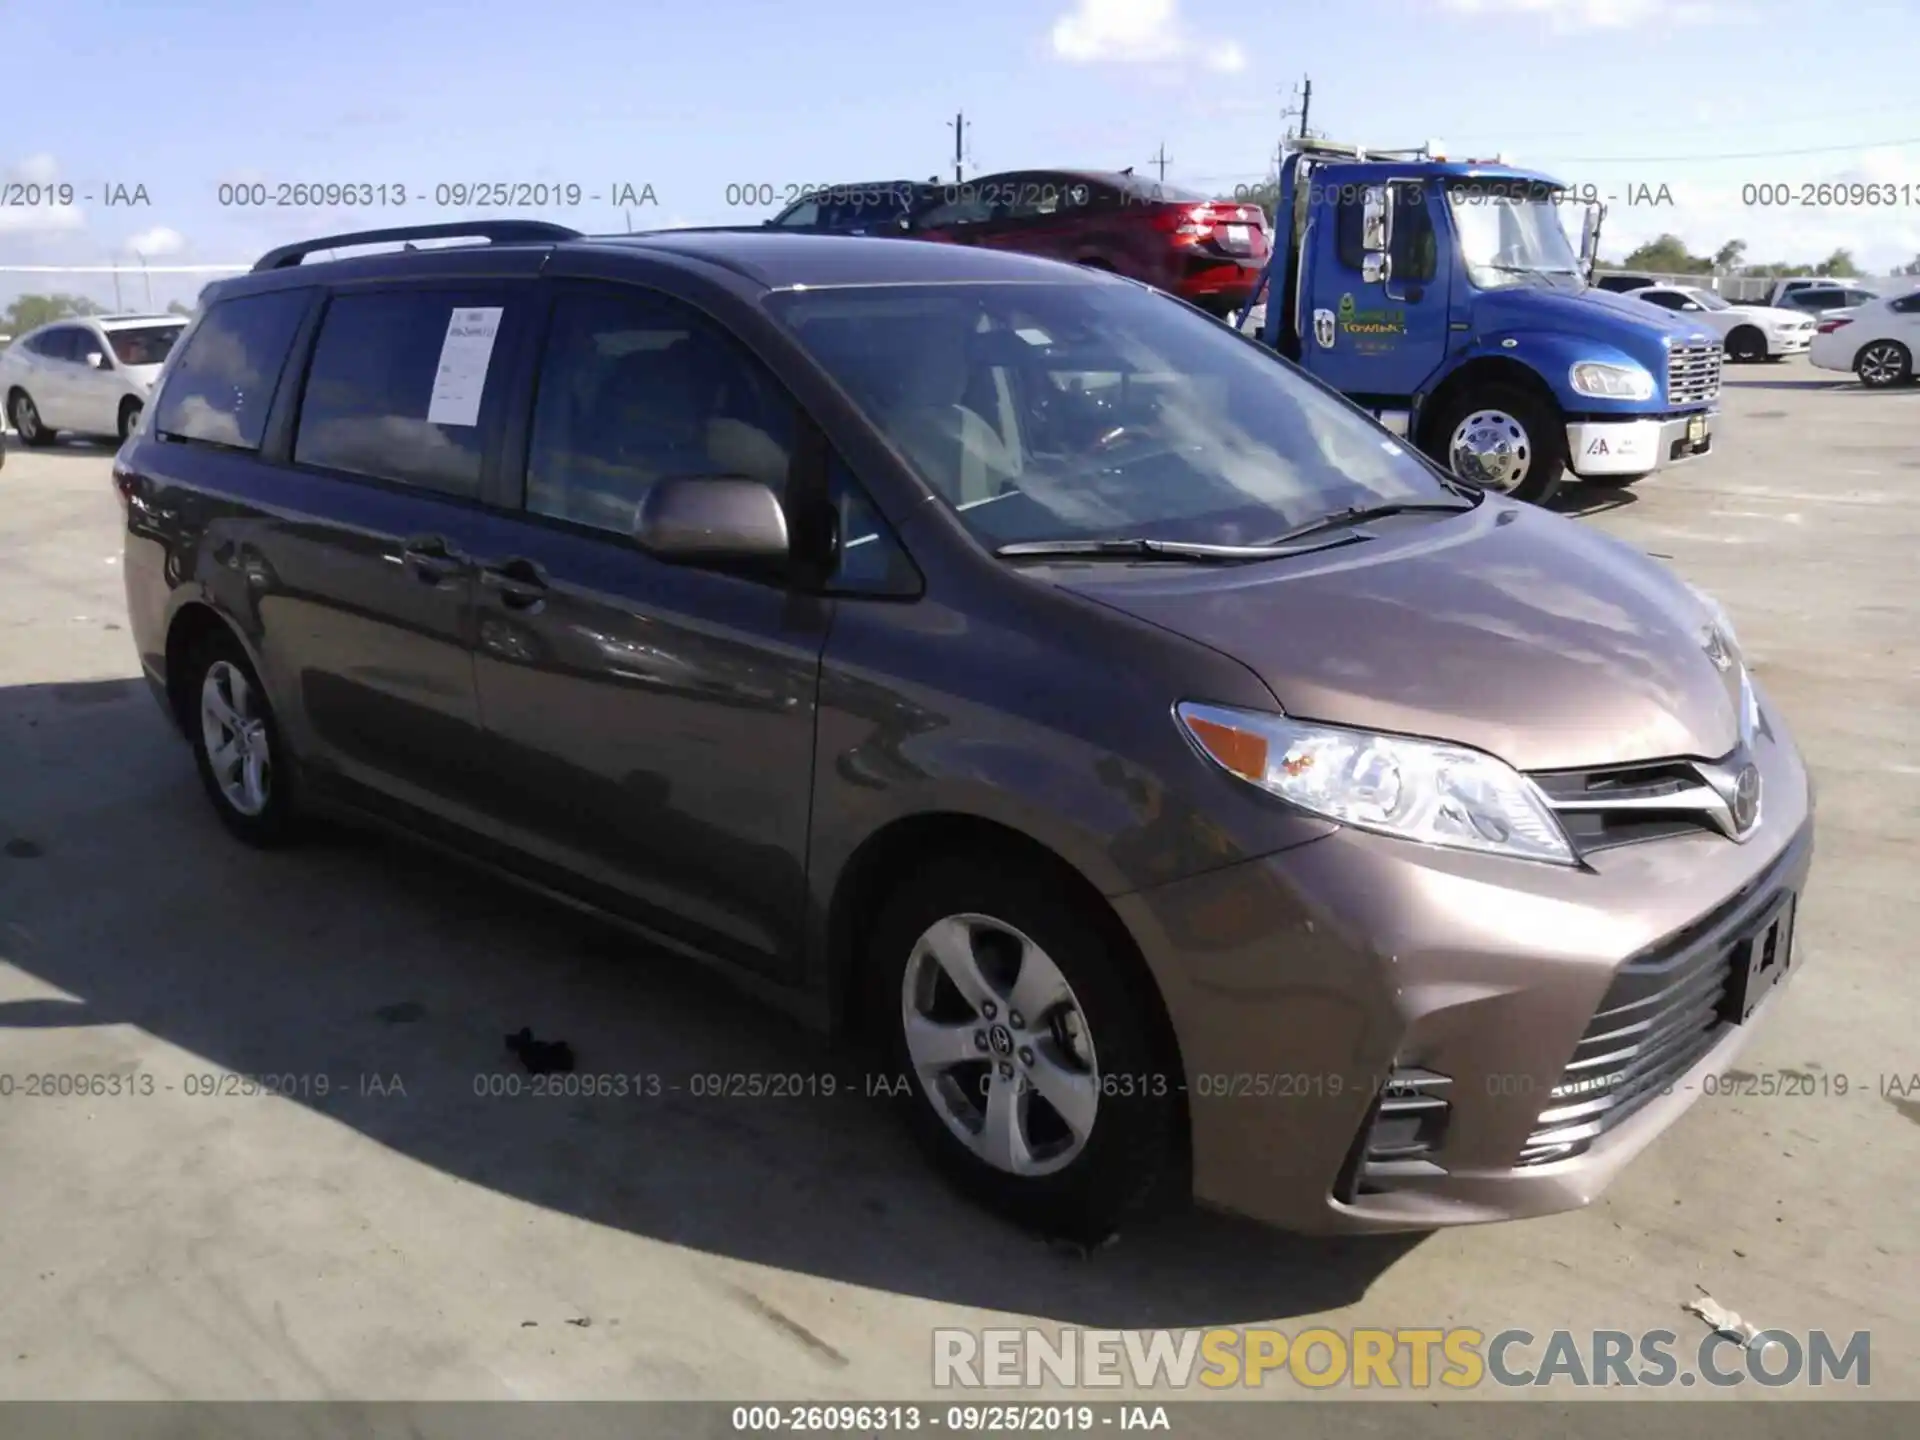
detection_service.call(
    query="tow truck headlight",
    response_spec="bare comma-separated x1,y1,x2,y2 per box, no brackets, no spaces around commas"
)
1177,702,1576,866
1569,361,1656,401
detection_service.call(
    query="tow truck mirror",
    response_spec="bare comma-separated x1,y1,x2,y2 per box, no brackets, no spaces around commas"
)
1579,202,1607,278
1361,185,1394,285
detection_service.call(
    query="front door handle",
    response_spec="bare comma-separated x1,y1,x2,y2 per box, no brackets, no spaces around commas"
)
399,534,469,584
478,556,549,611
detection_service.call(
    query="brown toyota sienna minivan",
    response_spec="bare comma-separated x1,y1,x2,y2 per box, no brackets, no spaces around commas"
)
119,222,1815,1240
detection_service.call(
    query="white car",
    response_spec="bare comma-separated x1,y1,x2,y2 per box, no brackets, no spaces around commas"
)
0,313,188,446
1809,290,1920,388
1629,284,1817,362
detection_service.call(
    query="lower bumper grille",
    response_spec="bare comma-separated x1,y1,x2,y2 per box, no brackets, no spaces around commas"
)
1515,950,1730,1166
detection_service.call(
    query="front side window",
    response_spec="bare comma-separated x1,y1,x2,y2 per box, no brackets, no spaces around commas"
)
107,324,186,366
524,287,795,536
1446,183,1583,289
1681,288,1730,311
1638,291,1687,311
768,281,1458,551
153,289,310,451
295,289,512,498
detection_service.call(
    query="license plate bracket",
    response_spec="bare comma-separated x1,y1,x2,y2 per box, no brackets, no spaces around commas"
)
1225,223,1251,251
1722,893,1796,1024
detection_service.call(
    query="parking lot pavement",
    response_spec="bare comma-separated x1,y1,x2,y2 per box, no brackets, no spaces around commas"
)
1,363,1916,1406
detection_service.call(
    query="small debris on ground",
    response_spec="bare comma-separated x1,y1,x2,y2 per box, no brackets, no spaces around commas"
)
505,1027,576,1075
566,1317,591,1328
4,838,44,859
1683,1287,1779,1356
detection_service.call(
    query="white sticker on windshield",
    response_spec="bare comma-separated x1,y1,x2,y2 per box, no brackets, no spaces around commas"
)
427,307,504,427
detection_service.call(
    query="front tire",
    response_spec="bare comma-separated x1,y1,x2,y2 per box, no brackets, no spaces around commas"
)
118,396,144,441
1725,326,1767,363
184,629,302,847
1856,340,1913,388
868,857,1182,1242
9,390,56,446
1428,384,1565,506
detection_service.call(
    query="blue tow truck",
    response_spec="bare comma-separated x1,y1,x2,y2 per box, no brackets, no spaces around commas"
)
1232,140,1722,505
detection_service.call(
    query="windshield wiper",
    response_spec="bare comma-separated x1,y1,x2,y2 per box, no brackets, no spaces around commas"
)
993,536,1335,563
1258,498,1476,547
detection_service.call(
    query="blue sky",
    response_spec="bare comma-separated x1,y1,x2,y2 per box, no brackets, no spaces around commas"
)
6,0,1920,309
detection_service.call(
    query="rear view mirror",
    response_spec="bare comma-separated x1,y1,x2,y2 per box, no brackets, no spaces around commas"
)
1578,202,1607,277
1361,185,1394,285
86,351,108,370
633,476,789,565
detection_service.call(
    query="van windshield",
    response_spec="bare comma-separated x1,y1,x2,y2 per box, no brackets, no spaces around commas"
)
1447,182,1583,289
766,282,1460,550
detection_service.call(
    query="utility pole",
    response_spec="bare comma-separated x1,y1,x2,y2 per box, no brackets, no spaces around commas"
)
1280,74,1316,145
1150,142,1172,184
948,112,970,183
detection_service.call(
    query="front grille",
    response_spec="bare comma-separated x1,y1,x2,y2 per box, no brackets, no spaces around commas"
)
1531,756,1729,858
1514,831,1805,1169
1344,1067,1452,1197
1668,342,1723,405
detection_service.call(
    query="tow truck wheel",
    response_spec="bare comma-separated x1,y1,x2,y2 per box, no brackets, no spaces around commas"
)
1430,386,1564,507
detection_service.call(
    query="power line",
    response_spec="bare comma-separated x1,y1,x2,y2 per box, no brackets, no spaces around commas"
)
1150,142,1172,183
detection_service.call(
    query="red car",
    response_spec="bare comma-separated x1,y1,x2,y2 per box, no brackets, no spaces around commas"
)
907,169,1269,316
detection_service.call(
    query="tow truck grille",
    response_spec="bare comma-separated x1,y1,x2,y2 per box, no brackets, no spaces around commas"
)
1668,342,1723,405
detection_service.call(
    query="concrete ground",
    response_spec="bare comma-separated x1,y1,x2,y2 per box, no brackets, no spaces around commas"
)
1,362,1915,1411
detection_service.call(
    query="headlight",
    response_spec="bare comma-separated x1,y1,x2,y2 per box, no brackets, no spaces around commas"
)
1569,361,1656,401
1176,702,1576,865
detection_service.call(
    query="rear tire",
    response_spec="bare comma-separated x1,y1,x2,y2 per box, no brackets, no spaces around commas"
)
867,856,1183,1243
1427,384,1565,506
1855,340,1912,388
8,390,55,446
183,627,304,847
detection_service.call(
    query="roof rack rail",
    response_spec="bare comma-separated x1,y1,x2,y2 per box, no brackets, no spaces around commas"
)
251,220,582,272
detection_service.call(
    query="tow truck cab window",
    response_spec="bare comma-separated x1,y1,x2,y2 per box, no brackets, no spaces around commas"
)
1334,181,1435,282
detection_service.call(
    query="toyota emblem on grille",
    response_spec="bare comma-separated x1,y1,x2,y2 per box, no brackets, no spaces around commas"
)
1733,764,1761,833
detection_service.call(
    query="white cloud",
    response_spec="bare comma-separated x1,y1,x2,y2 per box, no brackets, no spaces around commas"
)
1438,0,1718,30
8,152,60,185
126,226,186,257
1050,0,1245,70
1598,148,1920,274
0,204,84,236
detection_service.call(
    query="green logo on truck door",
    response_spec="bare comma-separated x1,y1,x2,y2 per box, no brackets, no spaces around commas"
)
1337,292,1406,344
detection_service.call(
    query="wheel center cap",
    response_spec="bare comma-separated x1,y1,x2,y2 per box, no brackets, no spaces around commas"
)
987,1024,1014,1057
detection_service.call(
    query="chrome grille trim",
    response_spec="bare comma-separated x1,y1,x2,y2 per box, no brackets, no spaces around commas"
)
1668,341,1723,405
1514,830,1808,1169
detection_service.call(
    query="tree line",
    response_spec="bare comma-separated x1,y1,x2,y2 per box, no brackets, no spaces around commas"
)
2,293,193,336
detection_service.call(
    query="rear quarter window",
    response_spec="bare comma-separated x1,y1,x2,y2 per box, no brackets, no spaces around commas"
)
294,289,513,499
153,289,310,450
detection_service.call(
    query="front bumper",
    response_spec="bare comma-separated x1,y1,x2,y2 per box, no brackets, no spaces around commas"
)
1566,409,1716,478
1113,695,1813,1234
1769,331,1814,356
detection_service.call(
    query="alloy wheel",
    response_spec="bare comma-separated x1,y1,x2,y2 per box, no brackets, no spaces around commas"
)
1857,342,1909,388
900,913,1100,1178
199,660,273,817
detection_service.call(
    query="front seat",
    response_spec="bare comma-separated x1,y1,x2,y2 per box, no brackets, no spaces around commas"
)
880,332,1020,507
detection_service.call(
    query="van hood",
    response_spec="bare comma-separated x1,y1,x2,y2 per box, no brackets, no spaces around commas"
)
1051,500,1743,773
1473,284,1719,377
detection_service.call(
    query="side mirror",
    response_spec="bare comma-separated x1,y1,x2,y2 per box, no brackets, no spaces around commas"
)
86,350,109,370
1578,201,1607,278
633,476,789,565
1360,185,1394,284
